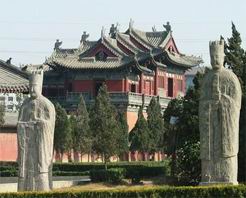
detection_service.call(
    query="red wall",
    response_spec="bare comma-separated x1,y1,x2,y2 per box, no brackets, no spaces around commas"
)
106,80,124,92
0,133,17,161
72,80,94,92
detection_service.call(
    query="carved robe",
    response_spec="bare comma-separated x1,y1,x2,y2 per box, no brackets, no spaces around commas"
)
199,68,241,184
17,96,55,191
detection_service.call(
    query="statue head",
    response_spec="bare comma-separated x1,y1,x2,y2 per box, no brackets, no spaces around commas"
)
209,39,225,70
29,70,43,99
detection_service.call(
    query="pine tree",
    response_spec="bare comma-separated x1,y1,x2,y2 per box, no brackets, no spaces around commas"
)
76,96,92,161
129,107,151,155
116,110,129,160
90,84,119,168
0,104,5,126
54,103,71,161
224,22,246,181
147,97,165,153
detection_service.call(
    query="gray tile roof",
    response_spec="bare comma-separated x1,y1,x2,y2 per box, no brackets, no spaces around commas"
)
46,25,202,70
0,59,29,93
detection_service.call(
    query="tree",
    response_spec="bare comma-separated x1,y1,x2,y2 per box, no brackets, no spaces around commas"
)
54,103,71,161
90,84,119,168
147,97,165,154
0,103,5,126
224,22,246,181
116,110,129,160
163,71,204,182
74,96,92,162
129,107,151,160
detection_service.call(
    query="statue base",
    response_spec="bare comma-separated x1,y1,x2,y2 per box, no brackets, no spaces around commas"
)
199,181,238,186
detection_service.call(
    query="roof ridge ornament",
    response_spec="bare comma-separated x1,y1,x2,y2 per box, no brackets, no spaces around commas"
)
163,21,171,32
101,26,106,40
109,23,119,39
129,18,134,31
80,31,89,44
54,39,62,51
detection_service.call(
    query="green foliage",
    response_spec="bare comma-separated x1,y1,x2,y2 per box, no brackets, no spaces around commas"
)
163,72,204,183
116,111,129,157
176,141,201,185
74,96,92,156
2,185,246,198
129,107,151,153
224,22,246,181
90,168,126,183
1,161,168,178
90,84,120,165
147,97,165,153
54,103,71,155
0,103,5,126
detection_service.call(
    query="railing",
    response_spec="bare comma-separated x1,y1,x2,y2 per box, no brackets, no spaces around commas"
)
48,92,171,109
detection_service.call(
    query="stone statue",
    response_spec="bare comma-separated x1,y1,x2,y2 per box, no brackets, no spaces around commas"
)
199,39,242,185
17,69,56,191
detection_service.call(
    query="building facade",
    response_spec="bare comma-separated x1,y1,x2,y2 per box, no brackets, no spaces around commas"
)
44,21,202,131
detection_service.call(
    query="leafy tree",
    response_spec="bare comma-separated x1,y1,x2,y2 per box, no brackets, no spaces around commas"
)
75,96,92,161
163,71,204,182
90,84,119,168
129,107,151,160
116,110,129,160
224,22,246,181
54,103,71,161
147,97,165,153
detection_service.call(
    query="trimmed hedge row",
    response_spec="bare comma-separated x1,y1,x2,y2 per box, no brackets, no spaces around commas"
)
1,185,246,198
0,161,169,178
90,168,126,183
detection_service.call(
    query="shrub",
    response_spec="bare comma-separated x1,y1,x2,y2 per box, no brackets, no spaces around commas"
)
90,168,126,184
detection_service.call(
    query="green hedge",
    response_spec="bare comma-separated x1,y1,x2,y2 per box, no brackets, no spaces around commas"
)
90,168,126,183
0,161,168,178
1,185,246,198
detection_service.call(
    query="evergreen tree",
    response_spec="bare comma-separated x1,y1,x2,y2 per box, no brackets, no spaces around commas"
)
76,96,92,160
116,111,129,159
54,103,71,160
129,107,151,156
0,104,5,126
224,22,246,181
147,97,165,153
90,84,119,168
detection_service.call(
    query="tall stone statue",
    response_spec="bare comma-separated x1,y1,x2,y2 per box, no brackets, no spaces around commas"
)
199,39,242,185
17,69,56,191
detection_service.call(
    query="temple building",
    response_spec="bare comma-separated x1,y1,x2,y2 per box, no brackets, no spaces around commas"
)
0,58,29,161
44,21,202,130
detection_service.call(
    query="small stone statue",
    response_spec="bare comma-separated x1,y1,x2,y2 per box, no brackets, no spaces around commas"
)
54,39,62,50
109,24,118,38
80,31,89,44
17,69,56,191
199,39,242,185
163,22,171,32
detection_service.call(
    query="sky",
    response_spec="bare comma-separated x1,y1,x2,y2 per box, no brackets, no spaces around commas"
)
0,0,246,66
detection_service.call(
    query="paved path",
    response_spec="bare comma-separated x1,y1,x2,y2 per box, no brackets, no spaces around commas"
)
0,176,90,192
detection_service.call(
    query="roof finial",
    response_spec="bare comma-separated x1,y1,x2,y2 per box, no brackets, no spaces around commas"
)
54,39,62,50
109,23,119,39
129,18,134,30
101,26,106,39
152,26,157,32
163,21,171,32
80,31,89,44
6,57,12,64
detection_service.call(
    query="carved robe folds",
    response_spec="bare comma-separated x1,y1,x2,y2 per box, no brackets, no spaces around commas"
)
199,68,241,184
17,97,55,191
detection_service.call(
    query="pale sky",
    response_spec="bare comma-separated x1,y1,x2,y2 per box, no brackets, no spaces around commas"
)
0,0,246,66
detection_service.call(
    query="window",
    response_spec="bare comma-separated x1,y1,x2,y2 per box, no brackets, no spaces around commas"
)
167,78,173,97
158,76,165,88
177,80,183,92
130,84,136,93
8,97,13,101
0,97,5,101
